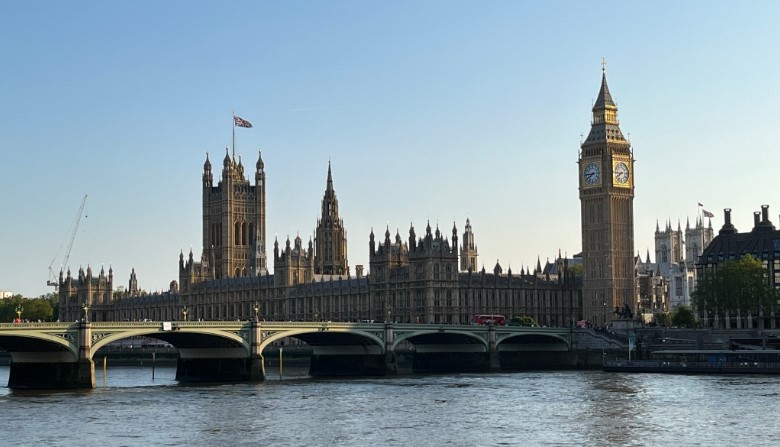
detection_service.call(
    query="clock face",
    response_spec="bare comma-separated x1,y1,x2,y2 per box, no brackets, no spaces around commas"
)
614,162,629,184
583,162,600,185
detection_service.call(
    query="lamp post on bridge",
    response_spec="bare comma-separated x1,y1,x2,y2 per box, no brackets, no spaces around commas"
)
253,302,260,322
15,305,23,323
182,305,189,322
82,302,90,323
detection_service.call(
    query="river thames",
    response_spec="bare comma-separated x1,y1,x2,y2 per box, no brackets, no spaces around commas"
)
1,366,778,446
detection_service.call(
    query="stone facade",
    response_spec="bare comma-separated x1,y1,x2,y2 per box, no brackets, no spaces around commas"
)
635,254,668,322
58,266,114,322
578,67,636,326
202,149,267,279
654,217,714,308
60,151,582,325
314,162,349,276
460,218,478,272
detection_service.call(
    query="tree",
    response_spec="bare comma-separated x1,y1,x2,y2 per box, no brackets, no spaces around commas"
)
45,292,60,321
670,305,696,328
0,294,58,322
567,264,583,280
693,254,777,326
654,312,671,327
511,315,538,327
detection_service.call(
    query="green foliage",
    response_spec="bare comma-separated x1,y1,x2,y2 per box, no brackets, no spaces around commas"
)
693,254,777,319
510,315,538,327
654,312,671,327
0,293,58,322
568,264,583,277
670,305,696,328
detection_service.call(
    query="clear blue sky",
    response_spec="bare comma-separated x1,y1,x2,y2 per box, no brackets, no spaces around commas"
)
2,1,779,297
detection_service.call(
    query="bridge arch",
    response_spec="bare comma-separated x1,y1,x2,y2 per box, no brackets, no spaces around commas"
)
259,327,385,353
496,333,571,351
391,329,489,352
0,331,78,361
91,328,249,358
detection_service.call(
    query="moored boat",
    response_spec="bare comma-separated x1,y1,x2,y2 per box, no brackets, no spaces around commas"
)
603,349,780,374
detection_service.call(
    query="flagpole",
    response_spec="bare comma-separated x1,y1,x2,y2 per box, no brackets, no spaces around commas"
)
232,112,236,160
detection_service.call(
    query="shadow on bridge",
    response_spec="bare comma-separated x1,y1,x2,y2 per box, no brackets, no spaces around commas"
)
0,322,572,389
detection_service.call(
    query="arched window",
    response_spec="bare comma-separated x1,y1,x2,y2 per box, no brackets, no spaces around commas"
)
235,222,240,246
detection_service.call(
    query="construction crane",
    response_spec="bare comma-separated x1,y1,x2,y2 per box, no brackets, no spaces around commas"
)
47,195,88,290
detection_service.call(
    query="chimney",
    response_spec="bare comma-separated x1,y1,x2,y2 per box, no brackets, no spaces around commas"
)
753,211,761,230
719,208,737,235
754,205,776,232
356,265,364,279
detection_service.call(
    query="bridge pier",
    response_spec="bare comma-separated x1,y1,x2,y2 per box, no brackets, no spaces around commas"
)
309,353,389,377
9,359,94,389
174,321,266,383
384,323,398,375
8,322,95,389
175,357,263,383
308,323,397,377
488,324,501,372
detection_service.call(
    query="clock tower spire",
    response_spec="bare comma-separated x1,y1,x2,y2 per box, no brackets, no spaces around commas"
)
578,63,636,326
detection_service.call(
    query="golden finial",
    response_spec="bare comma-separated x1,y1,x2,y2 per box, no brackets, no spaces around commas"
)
601,57,606,74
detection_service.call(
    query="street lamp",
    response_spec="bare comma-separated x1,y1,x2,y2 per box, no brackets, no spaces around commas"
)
82,302,90,323
253,302,260,322
386,307,392,323
15,305,23,323
182,305,189,321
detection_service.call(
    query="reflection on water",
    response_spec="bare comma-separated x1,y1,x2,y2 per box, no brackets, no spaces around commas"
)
2,366,779,446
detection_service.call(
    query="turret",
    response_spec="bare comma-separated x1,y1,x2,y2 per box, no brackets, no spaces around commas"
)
203,152,213,187
256,149,264,172
451,222,458,252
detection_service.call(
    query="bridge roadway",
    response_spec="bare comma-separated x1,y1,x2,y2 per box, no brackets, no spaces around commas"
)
0,321,572,389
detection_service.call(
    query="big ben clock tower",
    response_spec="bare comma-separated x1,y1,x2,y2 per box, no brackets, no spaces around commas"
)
579,62,635,326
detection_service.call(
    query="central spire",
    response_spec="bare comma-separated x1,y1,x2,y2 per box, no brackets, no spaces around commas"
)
326,160,334,193
593,59,615,110
584,60,625,143
320,161,339,221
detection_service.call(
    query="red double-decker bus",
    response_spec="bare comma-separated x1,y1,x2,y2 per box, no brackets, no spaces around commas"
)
470,314,506,326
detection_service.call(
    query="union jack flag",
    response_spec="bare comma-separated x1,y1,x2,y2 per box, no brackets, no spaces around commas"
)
703,209,715,218
234,115,252,128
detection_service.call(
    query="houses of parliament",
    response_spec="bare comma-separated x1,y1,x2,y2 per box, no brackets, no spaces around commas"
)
58,69,640,327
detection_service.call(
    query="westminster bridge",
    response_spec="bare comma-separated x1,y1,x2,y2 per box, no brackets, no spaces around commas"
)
0,321,573,389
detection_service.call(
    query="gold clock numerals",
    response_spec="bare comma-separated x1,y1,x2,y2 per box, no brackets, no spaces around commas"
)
613,161,629,185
